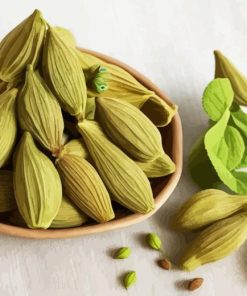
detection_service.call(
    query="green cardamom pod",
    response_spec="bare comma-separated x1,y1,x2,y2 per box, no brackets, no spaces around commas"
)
85,97,96,120
214,50,247,106
146,232,162,250
136,153,175,178
56,153,114,223
0,170,16,212
60,139,88,159
114,247,131,259
180,211,247,271
0,9,46,82
123,271,137,289
0,88,18,168
53,26,76,48
18,65,64,156
9,196,88,229
50,196,88,228
77,120,154,214
173,189,247,231
43,26,87,119
96,97,164,161
14,132,62,229
77,50,177,127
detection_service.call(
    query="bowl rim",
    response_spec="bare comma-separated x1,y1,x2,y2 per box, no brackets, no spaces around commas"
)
0,48,183,239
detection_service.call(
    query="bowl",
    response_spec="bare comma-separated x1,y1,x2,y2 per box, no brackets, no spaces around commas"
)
0,49,183,239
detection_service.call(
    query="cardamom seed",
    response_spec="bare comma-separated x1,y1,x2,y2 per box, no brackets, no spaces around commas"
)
0,9,46,82
146,232,162,250
14,132,62,229
96,97,164,161
0,170,16,212
157,258,172,270
0,88,18,168
56,153,114,223
77,120,154,214
77,50,177,126
214,50,247,106
50,196,88,228
173,189,247,231
114,247,131,259
43,26,87,119
123,271,137,289
136,153,175,178
180,211,247,271
188,278,204,291
18,65,64,156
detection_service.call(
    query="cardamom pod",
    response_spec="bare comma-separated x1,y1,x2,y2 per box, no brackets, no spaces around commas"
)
77,50,177,126
0,88,18,167
78,120,154,214
146,232,162,250
85,97,96,120
14,132,62,229
53,26,76,48
60,139,88,159
56,154,114,223
0,170,16,212
43,26,87,119
50,196,88,228
214,50,247,106
180,211,247,271
136,153,175,178
9,196,88,229
173,189,247,231
18,65,64,156
123,271,137,289
0,9,46,82
96,97,164,161
114,247,131,259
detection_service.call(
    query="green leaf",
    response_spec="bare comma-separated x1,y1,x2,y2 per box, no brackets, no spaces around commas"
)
230,105,247,168
202,78,234,121
189,136,221,189
205,110,247,194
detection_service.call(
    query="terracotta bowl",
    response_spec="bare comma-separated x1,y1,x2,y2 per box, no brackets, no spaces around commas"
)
0,49,183,239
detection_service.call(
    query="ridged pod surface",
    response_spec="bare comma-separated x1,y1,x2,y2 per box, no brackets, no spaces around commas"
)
42,27,87,119
136,153,175,178
78,120,154,214
180,212,247,271
0,88,18,167
51,196,88,228
14,132,62,229
96,97,164,161
77,50,177,126
18,65,64,155
59,139,88,159
0,9,46,82
56,154,114,223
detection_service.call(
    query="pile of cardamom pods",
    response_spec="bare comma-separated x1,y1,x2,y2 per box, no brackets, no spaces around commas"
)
172,50,247,272
0,9,177,229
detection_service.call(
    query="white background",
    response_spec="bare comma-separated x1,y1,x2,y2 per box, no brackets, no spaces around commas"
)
1,0,247,295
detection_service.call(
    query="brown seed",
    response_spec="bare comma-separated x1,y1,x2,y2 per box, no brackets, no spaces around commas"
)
157,258,172,270
188,278,204,291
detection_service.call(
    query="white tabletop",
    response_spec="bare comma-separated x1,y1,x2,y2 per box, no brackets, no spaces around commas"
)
1,1,247,295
